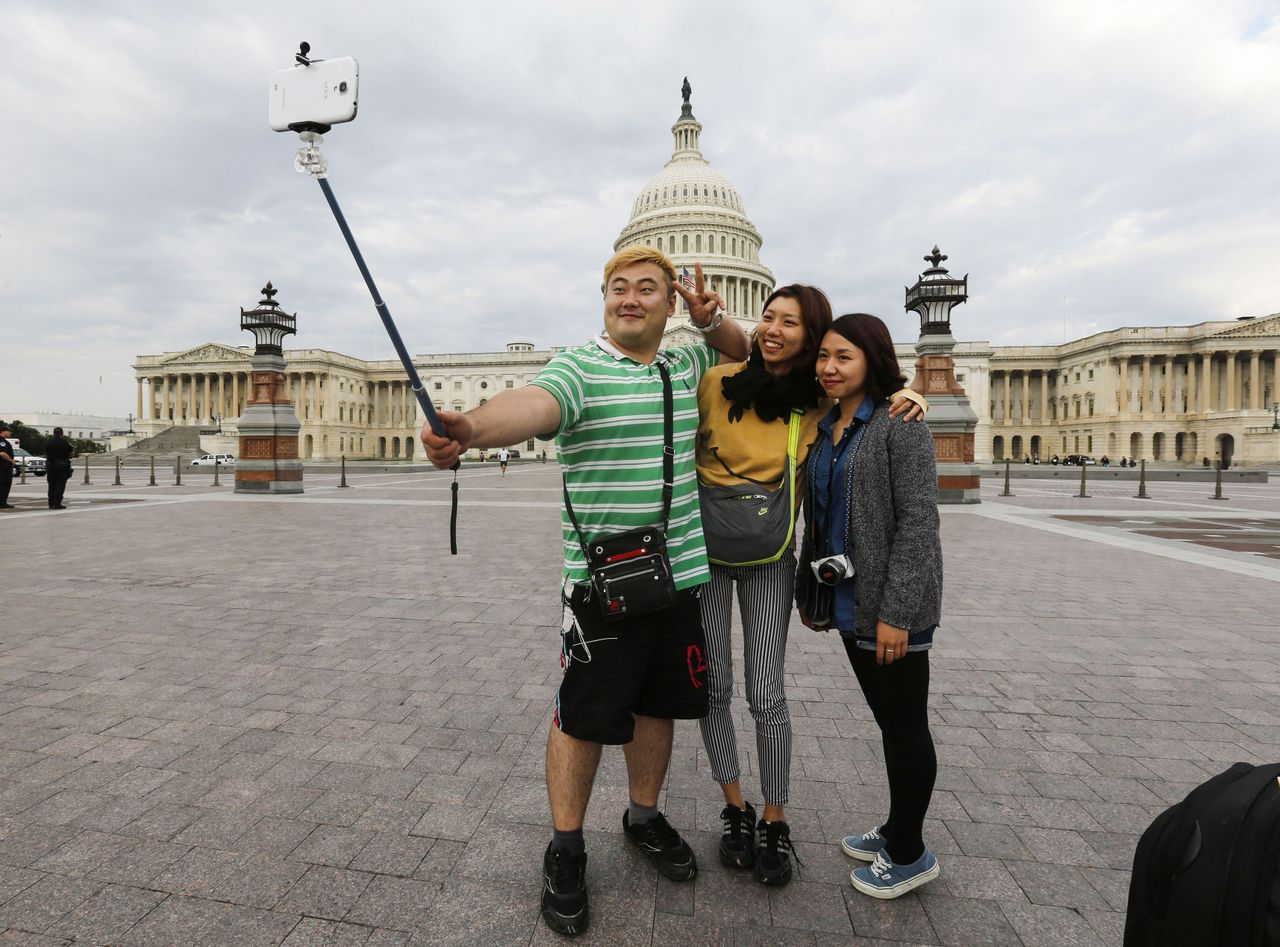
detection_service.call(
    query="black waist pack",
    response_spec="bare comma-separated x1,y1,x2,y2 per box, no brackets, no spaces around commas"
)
580,526,676,621
563,363,678,623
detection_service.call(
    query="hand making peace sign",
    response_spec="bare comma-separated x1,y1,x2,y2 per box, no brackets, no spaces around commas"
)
672,262,726,328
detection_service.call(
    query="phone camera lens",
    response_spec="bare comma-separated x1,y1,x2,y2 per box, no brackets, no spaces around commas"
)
338,81,348,93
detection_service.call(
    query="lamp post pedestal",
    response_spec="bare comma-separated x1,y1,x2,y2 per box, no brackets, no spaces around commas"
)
906,249,981,504
233,283,304,495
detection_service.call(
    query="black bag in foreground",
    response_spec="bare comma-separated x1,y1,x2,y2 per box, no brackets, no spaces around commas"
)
1124,760,1280,947
563,363,678,622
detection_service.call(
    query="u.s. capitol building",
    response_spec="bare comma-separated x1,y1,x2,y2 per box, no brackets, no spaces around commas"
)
133,90,1279,468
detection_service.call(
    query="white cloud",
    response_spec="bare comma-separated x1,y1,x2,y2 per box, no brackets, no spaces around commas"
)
1,0,1278,413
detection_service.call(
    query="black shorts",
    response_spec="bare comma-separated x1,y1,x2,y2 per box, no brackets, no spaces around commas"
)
499,460,508,468
554,585,709,745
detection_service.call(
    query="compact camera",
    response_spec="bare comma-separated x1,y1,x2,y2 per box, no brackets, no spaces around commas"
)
811,554,854,586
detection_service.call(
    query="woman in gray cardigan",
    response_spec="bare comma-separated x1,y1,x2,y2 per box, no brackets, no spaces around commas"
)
797,312,943,900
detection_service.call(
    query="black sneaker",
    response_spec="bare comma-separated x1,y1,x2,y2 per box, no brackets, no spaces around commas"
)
754,819,800,887
541,842,589,936
622,810,698,881
719,802,757,869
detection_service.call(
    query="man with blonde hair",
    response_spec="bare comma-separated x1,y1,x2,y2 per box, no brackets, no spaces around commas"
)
424,246,748,936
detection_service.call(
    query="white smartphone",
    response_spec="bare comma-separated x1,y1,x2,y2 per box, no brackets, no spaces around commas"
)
268,57,359,132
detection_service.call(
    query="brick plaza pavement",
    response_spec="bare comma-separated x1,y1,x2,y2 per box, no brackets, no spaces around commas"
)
0,464,1277,945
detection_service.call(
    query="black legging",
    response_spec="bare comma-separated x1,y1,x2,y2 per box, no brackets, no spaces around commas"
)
843,639,937,865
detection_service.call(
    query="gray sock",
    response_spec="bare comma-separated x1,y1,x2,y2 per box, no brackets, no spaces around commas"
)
551,827,585,856
628,799,659,826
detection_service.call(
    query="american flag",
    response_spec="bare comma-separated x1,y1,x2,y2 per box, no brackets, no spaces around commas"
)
680,267,695,291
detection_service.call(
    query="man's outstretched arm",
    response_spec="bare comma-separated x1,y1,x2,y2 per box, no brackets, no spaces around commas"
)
421,386,561,469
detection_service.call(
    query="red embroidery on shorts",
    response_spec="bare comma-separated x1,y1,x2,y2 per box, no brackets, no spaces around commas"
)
686,645,707,689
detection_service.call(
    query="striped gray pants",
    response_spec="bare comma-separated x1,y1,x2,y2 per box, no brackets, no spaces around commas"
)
697,551,795,806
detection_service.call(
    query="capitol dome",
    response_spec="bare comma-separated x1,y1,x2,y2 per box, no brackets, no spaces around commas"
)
614,84,774,335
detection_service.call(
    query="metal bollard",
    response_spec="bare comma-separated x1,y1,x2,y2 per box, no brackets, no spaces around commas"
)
1211,461,1228,501
175,456,182,486
19,462,26,484
83,455,91,485
148,455,156,486
114,456,122,486
338,454,350,488
1135,459,1149,499
1000,458,1015,496
212,459,220,487
1075,461,1090,498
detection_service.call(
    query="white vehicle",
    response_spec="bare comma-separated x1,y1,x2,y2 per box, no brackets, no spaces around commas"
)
190,454,236,467
13,447,45,476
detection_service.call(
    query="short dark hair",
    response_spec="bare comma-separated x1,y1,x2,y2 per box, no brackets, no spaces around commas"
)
53,427,64,437
827,313,907,403
752,284,833,375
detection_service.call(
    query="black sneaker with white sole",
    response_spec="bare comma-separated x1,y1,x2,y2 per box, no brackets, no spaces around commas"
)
622,810,698,881
541,842,589,936
719,802,757,869
753,818,799,886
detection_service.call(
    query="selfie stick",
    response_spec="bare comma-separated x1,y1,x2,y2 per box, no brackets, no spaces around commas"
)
293,130,460,554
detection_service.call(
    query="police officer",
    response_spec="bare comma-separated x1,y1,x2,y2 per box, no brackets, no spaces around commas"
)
0,423,16,509
44,427,74,509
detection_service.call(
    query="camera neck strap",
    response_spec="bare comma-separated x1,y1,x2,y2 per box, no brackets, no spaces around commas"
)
562,361,675,558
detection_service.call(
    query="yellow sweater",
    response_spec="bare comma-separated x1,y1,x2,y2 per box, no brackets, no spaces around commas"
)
696,361,926,492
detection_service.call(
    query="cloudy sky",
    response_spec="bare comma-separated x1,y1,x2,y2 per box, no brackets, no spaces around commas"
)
3,0,1278,416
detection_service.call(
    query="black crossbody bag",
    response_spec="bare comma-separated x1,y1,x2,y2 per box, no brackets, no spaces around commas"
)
563,363,678,622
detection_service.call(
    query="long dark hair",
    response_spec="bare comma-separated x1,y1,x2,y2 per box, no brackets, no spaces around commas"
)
721,284,833,422
750,284,833,371
827,313,907,404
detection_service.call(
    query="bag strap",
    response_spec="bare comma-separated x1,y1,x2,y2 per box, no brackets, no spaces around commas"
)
562,360,675,558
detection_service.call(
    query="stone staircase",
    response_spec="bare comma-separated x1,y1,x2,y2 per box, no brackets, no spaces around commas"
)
117,426,205,455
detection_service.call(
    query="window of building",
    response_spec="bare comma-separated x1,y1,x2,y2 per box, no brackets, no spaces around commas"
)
434,381,442,390
682,234,689,253
505,380,514,389
454,381,462,390
695,234,701,253
720,235,725,254
1075,372,1081,383
480,381,488,390
657,237,663,251
955,373,965,383
1087,369,1094,380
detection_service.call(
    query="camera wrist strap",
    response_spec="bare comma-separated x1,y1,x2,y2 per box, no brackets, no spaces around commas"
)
562,362,674,562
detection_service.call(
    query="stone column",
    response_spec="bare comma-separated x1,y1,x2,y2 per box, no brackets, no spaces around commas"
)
1202,353,1214,413
1226,351,1238,411
1163,358,1174,416
136,379,144,418
1039,372,1048,422
1003,372,1013,423
232,372,241,418
161,375,170,421
1021,373,1030,422
1250,350,1262,409
1140,357,1151,415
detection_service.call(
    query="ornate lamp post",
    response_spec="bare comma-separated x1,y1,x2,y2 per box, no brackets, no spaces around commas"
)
233,282,304,494
906,247,981,504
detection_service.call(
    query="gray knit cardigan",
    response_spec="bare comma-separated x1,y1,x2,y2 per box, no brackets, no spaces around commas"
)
799,402,943,637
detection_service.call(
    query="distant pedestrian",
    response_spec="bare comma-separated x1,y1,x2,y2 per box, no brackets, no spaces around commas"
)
44,427,74,509
1023,454,1030,465
0,423,16,508
497,447,510,477
1051,454,1060,466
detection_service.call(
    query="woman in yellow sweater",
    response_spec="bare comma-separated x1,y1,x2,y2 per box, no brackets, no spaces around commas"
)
695,284,924,886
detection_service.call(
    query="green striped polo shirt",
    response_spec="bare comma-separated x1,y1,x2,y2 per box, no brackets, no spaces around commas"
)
532,334,716,590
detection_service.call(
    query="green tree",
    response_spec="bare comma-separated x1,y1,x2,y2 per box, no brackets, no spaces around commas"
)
70,438,104,454
0,420,47,455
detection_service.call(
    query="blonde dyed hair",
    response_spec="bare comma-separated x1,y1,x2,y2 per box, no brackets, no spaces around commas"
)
601,246,677,294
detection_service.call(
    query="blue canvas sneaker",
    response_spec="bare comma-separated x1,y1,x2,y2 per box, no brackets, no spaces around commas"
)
840,825,887,862
850,848,940,899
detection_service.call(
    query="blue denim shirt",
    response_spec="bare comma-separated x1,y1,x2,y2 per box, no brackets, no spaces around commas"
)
810,400,875,633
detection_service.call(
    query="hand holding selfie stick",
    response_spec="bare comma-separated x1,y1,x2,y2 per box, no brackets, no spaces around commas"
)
274,45,459,552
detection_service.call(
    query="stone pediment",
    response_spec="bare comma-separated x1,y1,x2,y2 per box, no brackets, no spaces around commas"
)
1207,313,1280,340
163,342,253,365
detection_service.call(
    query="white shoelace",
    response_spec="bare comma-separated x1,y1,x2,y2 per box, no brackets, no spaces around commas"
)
869,852,894,879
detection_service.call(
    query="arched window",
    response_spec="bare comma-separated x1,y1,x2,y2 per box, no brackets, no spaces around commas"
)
657,237,663,251
683,186,688,197
682,234,689,253
695,234,701,253
720,235,726,254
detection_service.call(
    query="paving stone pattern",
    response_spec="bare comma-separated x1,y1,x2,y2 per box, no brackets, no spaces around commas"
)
1,465,1278,944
